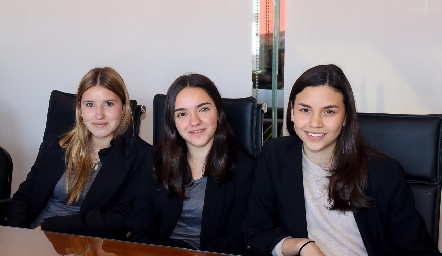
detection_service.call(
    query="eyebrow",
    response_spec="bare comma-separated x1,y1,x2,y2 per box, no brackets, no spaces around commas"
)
82,99,117,102
174,102,211,112
297,103,340,109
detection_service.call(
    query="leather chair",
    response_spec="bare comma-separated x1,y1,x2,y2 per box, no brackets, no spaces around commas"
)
0,146,13,225
153,94,264,158
358,113,442,243
44,90,145,140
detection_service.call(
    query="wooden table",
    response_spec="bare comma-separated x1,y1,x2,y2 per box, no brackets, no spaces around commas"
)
0,226,229,256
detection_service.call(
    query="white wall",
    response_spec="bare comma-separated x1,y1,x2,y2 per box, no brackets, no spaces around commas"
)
285,0,442,117
0,0,252,193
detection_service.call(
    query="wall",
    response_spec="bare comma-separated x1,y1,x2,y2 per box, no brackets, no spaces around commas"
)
0,0,252,193
284,0,442,117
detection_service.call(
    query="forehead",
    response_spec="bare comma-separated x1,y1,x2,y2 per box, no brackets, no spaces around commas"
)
81,86,119,100
174,87,214,108
295,85,344,105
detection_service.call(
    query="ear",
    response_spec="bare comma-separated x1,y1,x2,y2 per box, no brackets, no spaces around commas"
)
290,103,295,122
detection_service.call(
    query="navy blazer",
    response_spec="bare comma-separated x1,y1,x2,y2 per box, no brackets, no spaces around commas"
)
6,128,152,240
243,136,441,256
129,148,256,255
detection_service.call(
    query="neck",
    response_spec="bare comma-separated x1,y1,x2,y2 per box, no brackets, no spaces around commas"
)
303,146,333,170
187,147,210,180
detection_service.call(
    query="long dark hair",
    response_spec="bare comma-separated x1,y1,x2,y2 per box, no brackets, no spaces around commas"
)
154,73,236,198
286,64,373,211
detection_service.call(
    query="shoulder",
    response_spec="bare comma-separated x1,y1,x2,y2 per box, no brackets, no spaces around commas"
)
133,136,153,152
367,155,406,189
259,135,302,162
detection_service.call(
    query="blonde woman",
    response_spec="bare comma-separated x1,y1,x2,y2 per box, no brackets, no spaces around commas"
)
6,67,152,240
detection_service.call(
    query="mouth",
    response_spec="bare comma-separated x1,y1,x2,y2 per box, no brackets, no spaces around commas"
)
306,132,325,138
189,128,206,134
93,122,108,128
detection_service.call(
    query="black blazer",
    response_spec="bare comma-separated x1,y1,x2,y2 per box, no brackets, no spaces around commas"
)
129,148,256,255
6,127,152,240
243,136,441,256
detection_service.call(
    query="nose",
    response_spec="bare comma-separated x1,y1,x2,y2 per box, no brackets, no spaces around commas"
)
95,105,105,120
189,112,202,126
309,112,323,128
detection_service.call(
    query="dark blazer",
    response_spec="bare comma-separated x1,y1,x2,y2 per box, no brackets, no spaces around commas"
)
6,127,152,240
128,148,256,255
243,136,441,256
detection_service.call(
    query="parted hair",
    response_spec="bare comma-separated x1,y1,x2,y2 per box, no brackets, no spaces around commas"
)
286,64,373,211
154,73,237,198
59,67,133,204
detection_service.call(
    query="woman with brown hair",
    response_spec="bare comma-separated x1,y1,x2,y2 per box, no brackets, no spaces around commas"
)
6,67,152,240
243,64,440,255
129,73,255,255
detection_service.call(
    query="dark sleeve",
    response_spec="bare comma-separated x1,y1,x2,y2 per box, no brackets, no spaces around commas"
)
127,155,159,244
6,138,53,228
375,159,442,255
243,141,291,256
205,152,256,254
42,140,152,240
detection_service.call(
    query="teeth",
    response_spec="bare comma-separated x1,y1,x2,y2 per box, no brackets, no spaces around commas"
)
308,132,324,137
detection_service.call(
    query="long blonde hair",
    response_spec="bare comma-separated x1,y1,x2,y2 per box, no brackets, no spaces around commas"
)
59,67,133,204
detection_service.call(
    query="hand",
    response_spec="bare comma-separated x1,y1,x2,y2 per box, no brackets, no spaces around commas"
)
34,226,42,230
282,238,325,256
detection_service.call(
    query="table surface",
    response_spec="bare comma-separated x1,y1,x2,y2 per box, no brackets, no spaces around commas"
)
0,226,229,256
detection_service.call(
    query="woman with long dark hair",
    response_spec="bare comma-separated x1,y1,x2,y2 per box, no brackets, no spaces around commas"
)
129,73,255,255
243,64,440,255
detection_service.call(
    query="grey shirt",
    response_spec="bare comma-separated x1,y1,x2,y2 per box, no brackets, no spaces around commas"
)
30,161,101,228
170,176,208,249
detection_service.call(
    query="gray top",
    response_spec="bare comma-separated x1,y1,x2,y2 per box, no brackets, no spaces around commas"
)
170,176,208,249
30,161,101,228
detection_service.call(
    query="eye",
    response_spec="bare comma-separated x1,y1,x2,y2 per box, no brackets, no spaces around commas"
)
199,107,209,112
85,102,94,107
176,112,187,118
325,109,335,114
104,101,114,107
299,108,310,113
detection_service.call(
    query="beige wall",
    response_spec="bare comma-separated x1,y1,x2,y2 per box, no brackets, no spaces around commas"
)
0,0,252,194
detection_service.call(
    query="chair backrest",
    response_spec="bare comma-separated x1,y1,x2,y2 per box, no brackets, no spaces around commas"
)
358,113,442,243
0,146,13,200
43,90,144,141
153,94,263,158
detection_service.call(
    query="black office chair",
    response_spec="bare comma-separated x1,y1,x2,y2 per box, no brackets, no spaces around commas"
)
153,94,264,158
358,113,442,243
44,90,145,140
0,146,13,225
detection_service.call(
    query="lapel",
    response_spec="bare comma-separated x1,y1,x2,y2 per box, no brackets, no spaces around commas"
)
81,139,133,212
280,137,308,237
160,192,183,239
200,177,227,246
32,141,66,213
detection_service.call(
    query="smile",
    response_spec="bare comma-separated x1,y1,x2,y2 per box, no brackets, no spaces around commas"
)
190,128,206,134
307,132,325,137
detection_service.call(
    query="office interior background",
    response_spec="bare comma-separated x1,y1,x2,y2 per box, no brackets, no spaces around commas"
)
1,0,441,246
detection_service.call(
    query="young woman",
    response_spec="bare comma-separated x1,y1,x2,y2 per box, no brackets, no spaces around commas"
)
129,73,255,255
6,67,152,240
243,64,441,256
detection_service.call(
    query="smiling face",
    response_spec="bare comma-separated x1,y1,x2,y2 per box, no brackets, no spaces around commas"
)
80,86,124,146
174,87,218,153
291,85,346,165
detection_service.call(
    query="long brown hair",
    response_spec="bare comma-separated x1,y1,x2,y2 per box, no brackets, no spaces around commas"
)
154,73,236,198
286,64,373,211
59,67,133,204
